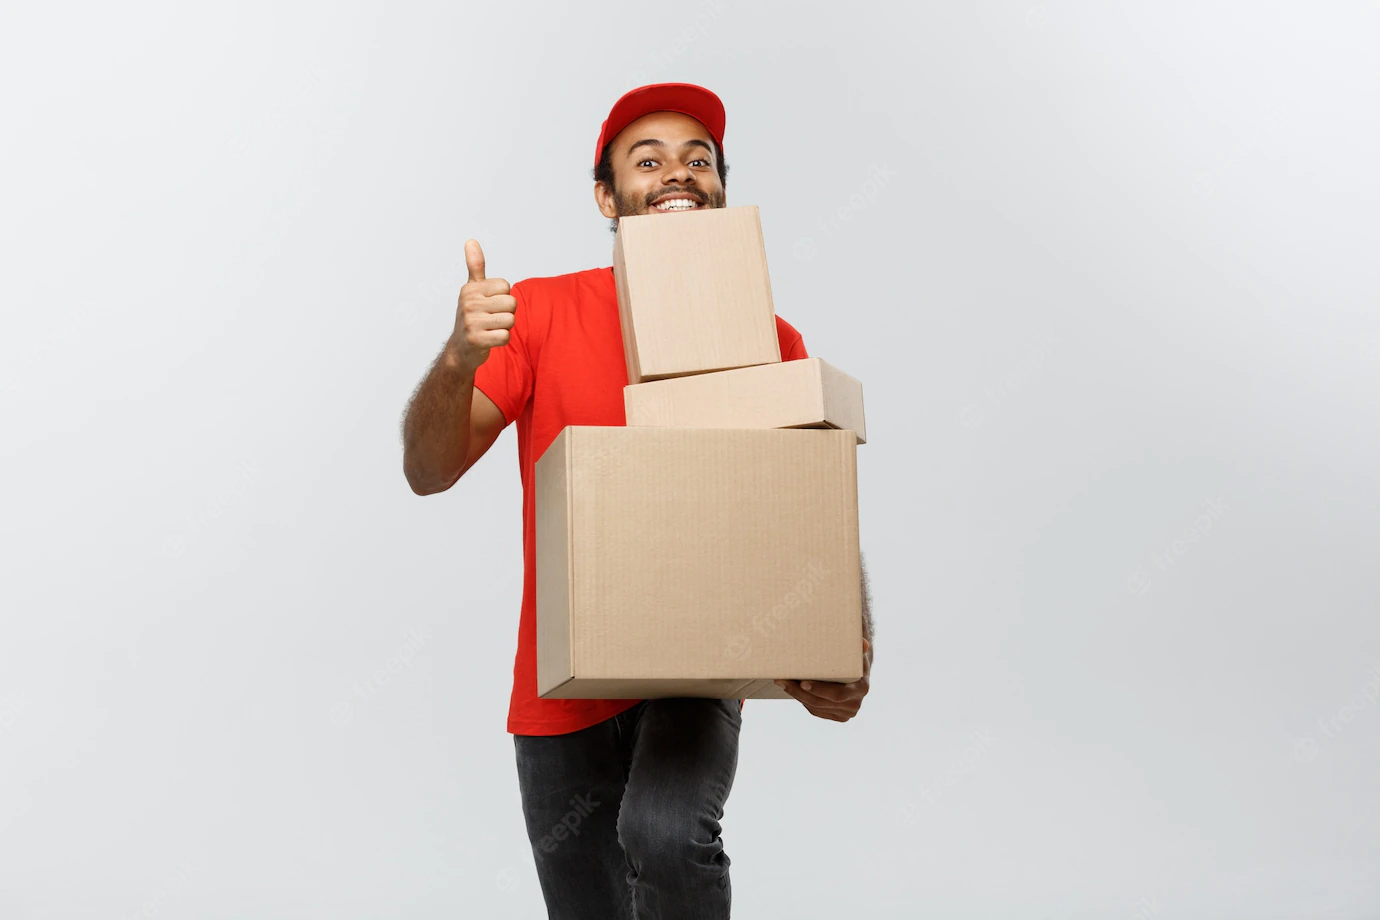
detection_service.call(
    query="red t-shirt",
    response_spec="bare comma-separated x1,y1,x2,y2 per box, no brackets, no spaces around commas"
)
473,265,810,735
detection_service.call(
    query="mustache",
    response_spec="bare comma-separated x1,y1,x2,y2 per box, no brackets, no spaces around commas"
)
644,189,708,206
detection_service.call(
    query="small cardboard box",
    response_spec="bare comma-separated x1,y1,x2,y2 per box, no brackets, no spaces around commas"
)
624,357,868,444
613,205,781,383
535,426,863,699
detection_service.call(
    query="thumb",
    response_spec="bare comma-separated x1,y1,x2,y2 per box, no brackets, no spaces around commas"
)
465,239,486,283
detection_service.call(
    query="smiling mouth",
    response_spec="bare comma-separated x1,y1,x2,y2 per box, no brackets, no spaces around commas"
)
650,196,705,212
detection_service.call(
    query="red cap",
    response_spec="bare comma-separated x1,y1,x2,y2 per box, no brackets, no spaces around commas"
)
593,82,726,170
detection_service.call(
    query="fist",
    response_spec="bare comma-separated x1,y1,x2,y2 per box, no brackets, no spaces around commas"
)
450,239,516,372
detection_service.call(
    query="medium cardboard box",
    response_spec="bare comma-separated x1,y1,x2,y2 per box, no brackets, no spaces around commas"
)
535,426,863,699
623,357,868,444
613,204,782,383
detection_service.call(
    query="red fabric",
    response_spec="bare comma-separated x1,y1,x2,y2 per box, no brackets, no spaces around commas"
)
473,265,809,736
594,82,727,169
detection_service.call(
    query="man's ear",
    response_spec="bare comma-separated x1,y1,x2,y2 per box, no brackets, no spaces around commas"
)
594,182,618,219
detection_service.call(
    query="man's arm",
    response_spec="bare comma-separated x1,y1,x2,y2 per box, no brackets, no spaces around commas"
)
860,550,873,646
401,239,515,496
401,344,506,495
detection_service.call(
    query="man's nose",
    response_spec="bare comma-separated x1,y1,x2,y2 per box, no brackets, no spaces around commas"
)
662,161,695,183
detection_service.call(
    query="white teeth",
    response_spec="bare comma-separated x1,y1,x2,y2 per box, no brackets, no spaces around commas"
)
655,198,698,210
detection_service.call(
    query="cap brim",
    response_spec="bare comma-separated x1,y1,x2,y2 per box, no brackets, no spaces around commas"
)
596,83,726,168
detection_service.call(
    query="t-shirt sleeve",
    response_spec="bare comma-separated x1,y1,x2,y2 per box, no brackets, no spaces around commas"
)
775,315,810,361
471,281,535,426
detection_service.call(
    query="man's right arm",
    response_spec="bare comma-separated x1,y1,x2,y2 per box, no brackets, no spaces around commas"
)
401,239,517,495
401,344,507,495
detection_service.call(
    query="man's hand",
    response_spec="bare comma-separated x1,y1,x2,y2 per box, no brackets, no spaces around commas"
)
775,638,872,722
447,239,517,374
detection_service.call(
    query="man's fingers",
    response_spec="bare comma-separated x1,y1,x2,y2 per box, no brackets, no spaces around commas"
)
465,239,486,283
473,311,516,332
776,681,858,721
777,679,849,705
471,329,511,349
479,293,517,313
464,278,511,297
796,679,856,704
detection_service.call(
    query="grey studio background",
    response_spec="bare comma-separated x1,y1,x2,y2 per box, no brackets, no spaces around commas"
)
2,1,1377,918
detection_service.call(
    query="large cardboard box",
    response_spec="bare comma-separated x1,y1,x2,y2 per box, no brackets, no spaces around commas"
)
624,357,868,444
613,205,781,383
535,426,863,699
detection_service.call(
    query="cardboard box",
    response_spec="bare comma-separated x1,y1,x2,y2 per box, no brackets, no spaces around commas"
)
624,357,868,444
536,426,863,699
613,205,781,383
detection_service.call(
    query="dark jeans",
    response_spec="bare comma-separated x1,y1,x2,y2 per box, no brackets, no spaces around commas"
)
513,698,743,919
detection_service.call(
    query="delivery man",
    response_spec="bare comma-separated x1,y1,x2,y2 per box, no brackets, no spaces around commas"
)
401,82,873,918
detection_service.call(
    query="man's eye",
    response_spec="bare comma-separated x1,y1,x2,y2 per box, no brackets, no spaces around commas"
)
638,158,710,168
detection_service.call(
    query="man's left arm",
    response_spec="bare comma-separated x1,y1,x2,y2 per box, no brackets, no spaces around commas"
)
775,552,873,722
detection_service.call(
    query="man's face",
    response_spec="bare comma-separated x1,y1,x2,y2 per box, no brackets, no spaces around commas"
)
594,110,726,224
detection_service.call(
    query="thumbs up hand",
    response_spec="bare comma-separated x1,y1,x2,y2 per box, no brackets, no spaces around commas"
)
448,239,517,374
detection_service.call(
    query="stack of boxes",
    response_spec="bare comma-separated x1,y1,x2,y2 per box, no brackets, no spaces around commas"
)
535,206,867,700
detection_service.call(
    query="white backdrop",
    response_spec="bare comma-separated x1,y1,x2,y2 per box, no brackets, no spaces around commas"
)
3,1,1378,917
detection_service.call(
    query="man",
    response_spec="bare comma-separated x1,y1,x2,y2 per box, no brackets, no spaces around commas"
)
401,82,873,918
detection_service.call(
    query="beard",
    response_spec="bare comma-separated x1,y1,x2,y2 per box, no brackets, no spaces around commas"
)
607,184,726,233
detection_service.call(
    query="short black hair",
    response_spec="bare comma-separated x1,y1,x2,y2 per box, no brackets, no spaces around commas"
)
593,137,729,192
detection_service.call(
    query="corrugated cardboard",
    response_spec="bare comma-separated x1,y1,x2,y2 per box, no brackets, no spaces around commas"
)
623,357,868,444
536,426,863,699
613,205,782,383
